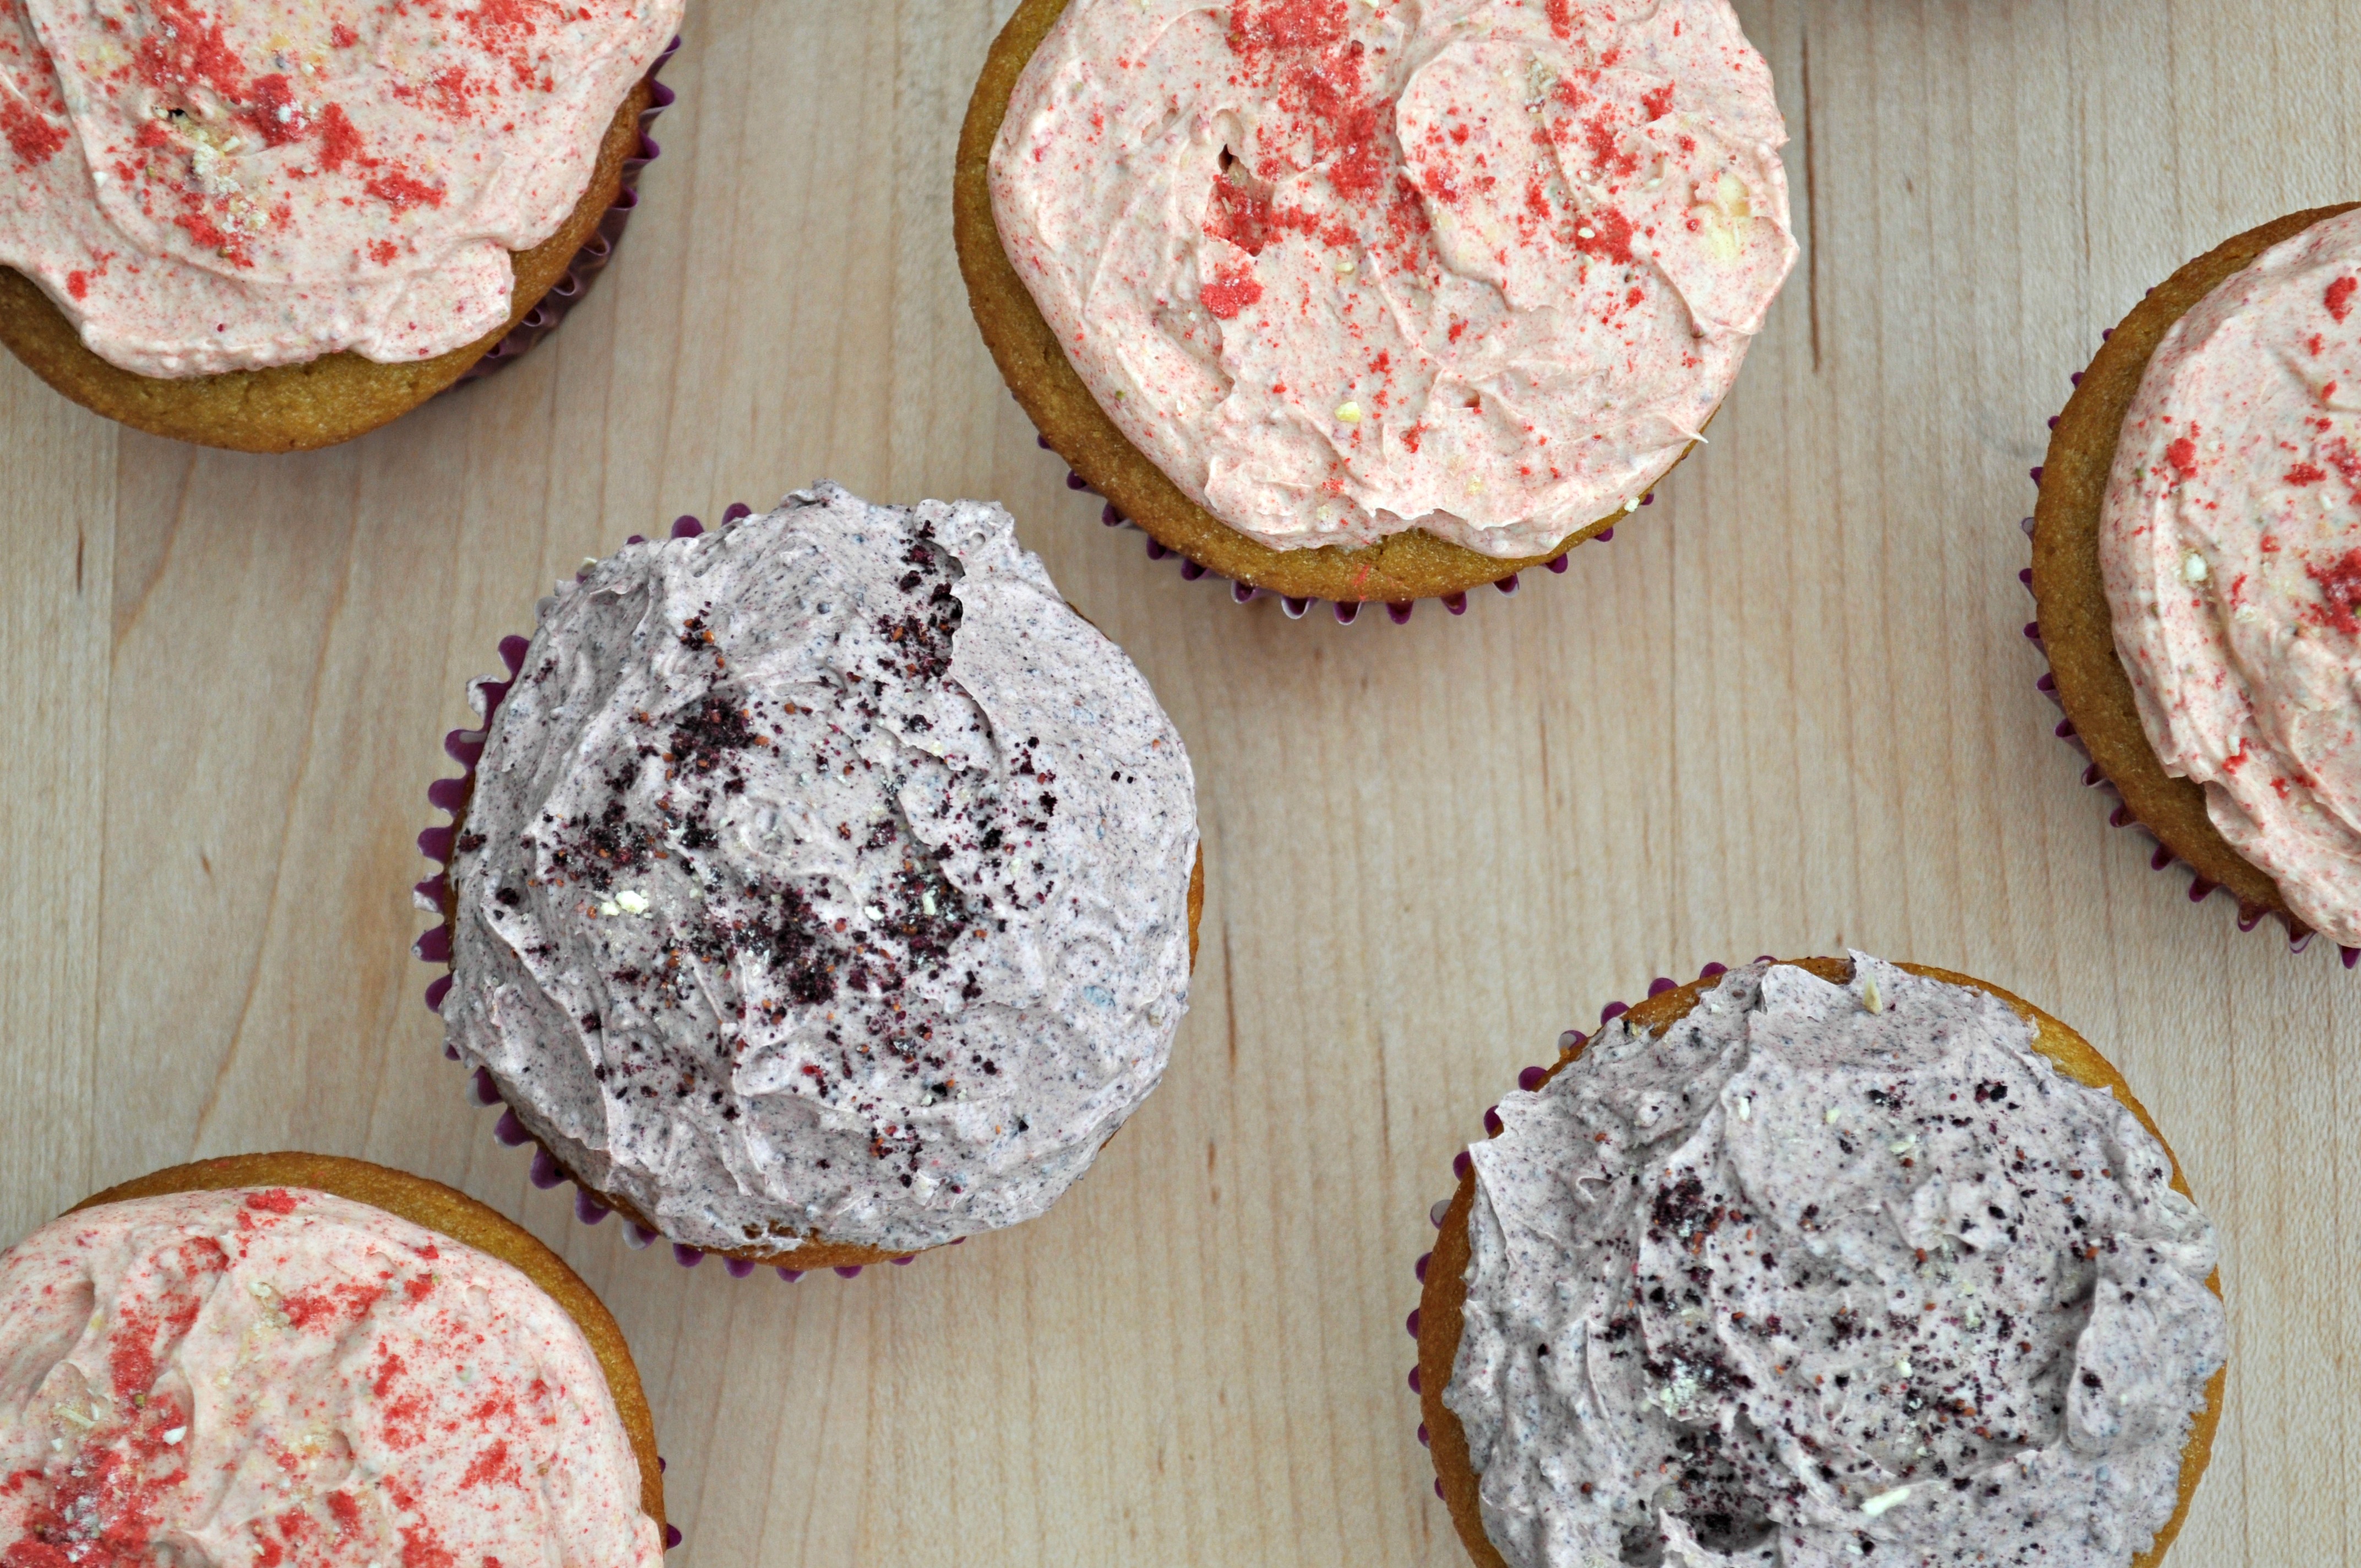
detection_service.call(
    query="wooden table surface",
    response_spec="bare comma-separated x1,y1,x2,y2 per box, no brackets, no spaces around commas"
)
2,1,2354,1562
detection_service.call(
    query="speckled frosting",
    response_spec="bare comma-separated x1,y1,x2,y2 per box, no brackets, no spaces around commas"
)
988,0,1796,557
0,0,679,376
2099,208,2361,945
442,484,1200,1256
0,1187,659,1568
1443,956,2223,1568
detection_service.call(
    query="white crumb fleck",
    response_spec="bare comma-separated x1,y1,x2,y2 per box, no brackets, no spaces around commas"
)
1861,1486,1912,1518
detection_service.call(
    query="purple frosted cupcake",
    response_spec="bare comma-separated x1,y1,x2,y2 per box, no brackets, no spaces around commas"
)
424,484,1204,1273
1412,955,2226,1568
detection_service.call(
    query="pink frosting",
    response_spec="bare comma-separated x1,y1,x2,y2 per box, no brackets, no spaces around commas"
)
2099,208,2361,944
988,0,1796,558
0,1186,661,1568
0,0,677,378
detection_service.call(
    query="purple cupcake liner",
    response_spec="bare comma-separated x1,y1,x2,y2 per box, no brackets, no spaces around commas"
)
415,503,942,1280
448,37,679,388
1405,959,1745,1488
2021,352,2359,966
1032,434,1646,624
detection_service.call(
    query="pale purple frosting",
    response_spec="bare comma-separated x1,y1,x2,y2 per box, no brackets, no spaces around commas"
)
1445,956,2223,1568
443,484,1199,1254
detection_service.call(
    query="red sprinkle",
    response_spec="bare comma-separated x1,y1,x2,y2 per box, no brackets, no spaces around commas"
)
1571,205,1635,265
365,168,446,212
1201,262,1264,319
1230,0,1346,55
399,1524,458,1568
372,1349,407,1400
2305,548,2361,636
1203,173,1273,255
316,104,363,171
133,0,248,104
1226,1,1392,211
1580,108,1640,179
1,1406,189,1565
2327,275,2358,324
460,1439,522,1490
248,74,307,146
461,0,558,86
280,1282,384,1331
2162,431,2200,482
1,100,65,167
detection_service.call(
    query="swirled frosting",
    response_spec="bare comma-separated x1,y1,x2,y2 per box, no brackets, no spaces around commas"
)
2099,209,2361,944
988,0,1796,558
1444,957,2223,1568
0,1186,659,1568
440,484,1200,1256
0,0,677,377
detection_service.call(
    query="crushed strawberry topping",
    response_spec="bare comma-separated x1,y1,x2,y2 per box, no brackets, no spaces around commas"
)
991,0,1793,554
0,99,64,167
2098,208,2361,944
2305,548,2361,636
0,1189,662,1568
0,0,676,374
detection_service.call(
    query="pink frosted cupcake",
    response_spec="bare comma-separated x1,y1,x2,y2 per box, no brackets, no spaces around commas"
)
0,0,680,451
0,1153,669,1563
2032,203,2361,955
956,0,1799,611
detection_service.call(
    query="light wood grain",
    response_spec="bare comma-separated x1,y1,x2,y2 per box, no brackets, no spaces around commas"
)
1,1,2354,1562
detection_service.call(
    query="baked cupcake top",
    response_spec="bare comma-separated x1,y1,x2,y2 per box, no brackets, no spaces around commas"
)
1443,956,2223,1568
0,0,678,378
987,0,1795,559
444,484,1199,1256
2099,208,2361,945
0,1186,659,1566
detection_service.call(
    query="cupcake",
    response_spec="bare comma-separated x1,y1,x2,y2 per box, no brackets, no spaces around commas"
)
1413,955,2226,1568
0,0,680,453
425,483,1204,1272
956,0,1797,607
2032,203,2361,954
0,1152,666,1562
